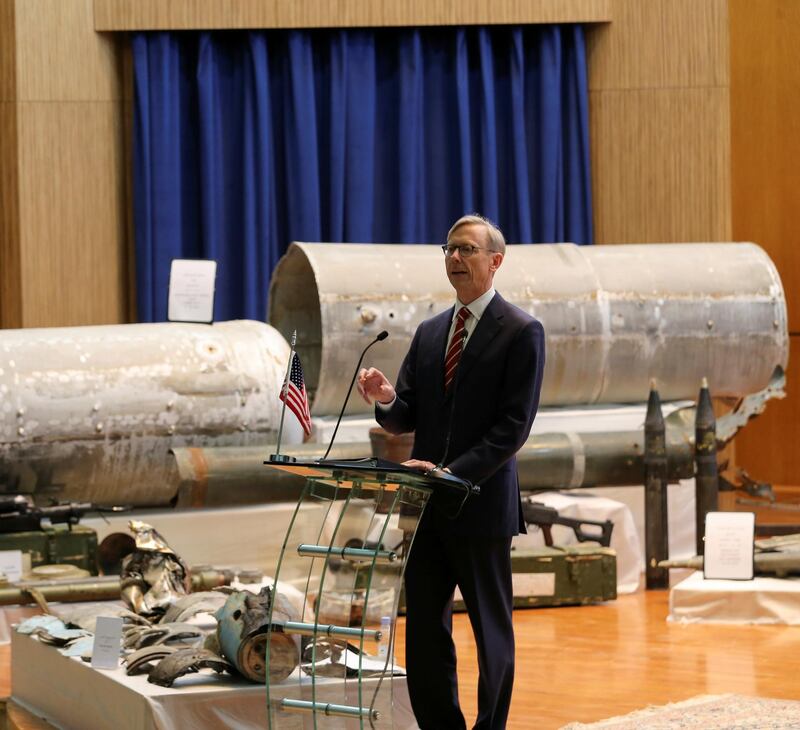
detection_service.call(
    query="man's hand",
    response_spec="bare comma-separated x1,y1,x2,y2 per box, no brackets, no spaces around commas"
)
402,459,452,475
402,459,436,473
357,367,396,405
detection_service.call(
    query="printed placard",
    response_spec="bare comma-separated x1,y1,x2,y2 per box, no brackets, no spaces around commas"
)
703,511,755,580
91,616,123,669
512,572,556,597
0,551,23,582
168,259,217,323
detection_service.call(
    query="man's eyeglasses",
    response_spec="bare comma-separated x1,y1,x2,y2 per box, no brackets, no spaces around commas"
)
441,244,496,258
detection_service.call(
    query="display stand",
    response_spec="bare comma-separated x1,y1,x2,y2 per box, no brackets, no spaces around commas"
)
263,457,476,728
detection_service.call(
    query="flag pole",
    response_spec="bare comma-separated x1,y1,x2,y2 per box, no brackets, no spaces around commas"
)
270,330,296,463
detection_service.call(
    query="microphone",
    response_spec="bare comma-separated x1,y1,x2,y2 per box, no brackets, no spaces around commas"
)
321,330,389,461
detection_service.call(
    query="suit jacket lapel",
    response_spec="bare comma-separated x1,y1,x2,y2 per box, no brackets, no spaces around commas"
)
456,293,504,386
428,305,454,396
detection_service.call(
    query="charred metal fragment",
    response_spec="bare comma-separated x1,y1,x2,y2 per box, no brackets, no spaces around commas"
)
120,521,190,617
125,644,178,675
147,647,232,687
123,622,203,650
161,591,229,624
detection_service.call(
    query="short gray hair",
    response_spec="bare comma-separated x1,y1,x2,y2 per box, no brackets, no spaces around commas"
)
446,214,506,254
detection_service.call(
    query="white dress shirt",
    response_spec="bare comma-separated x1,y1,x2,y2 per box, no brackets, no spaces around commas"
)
377,288,496,410
444,287,496,359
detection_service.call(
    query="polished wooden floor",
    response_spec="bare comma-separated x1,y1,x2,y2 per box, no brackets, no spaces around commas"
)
5,589,800,729
395,589,800,729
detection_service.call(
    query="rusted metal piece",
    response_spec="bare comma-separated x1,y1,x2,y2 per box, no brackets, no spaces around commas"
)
215,587,300,683
147,647,232,687
644,384,669,590
694,378,719,555
0,320,296,506
269,242,788,414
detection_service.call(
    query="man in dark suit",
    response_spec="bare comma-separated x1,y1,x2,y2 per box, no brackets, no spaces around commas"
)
357,214,546,730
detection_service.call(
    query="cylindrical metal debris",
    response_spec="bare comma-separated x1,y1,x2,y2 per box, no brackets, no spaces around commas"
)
268,242,788,414
0,569,231,606
644,385,669,589
171,441,373,508
0,320,296,505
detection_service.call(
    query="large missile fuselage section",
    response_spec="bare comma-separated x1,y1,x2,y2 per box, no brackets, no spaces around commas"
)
269,242,787,414
0,321,294,505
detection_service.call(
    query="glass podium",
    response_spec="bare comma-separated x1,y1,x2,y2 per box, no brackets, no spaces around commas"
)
262,457,475,728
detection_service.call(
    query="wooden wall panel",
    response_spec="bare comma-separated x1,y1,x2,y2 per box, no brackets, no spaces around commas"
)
586,0,730,246
0,0,16,101
15,0,121,102
0,0,130,329
587,0,728,91
730,0,800,485
0,102,22,328
590,87,731,244
93,0,612,30
16,102,127,327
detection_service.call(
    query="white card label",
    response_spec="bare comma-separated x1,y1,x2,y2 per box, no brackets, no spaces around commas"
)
168,259,217,323
513,572,556,597
0,550,23,582
703,511,755,580
91,616,123,669
454,572,557,603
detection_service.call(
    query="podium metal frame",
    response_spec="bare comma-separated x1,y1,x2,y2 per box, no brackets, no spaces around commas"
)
262,458,474,728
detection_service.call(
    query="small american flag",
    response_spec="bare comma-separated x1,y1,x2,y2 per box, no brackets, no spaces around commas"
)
280,352,312,436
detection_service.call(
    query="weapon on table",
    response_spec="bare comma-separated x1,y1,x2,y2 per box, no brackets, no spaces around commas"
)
659,532,800,578
522,500,614,548
0,495,128,533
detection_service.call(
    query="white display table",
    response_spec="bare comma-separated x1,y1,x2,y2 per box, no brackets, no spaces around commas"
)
668,572,800,625
12,632,415,730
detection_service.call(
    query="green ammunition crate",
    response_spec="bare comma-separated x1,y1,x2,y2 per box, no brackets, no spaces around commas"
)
0,526,98,574
397,545,617,614
452,545,616,611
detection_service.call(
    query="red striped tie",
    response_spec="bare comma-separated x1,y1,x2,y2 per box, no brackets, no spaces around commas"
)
444,306,471,390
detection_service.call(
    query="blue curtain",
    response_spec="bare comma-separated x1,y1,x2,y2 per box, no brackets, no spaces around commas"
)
133,26,593,323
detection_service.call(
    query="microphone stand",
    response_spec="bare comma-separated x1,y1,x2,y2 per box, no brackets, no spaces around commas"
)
320,331,388,462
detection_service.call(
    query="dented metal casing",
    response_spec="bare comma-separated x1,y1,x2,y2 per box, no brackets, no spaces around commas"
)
268,242,788,415
0,320,293,505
